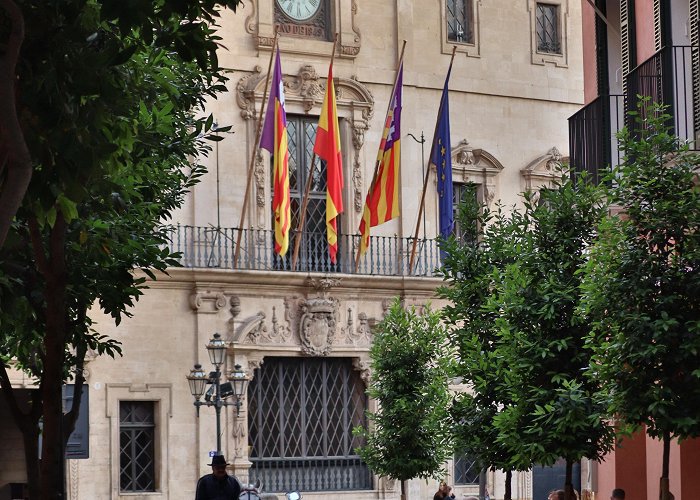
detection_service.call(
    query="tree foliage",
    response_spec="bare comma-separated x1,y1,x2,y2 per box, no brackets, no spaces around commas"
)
581,101,700,498
0,1,240,498
356,299,454,490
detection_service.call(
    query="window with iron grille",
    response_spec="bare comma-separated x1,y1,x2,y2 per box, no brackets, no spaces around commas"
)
454,452,480,485
446,0,474,44
247,357,371,492
274,115,341,272
119,401,156,492
536,3,561,54
452,182,478,244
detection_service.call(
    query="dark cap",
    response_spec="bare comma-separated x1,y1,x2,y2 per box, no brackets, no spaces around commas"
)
208,455,230,467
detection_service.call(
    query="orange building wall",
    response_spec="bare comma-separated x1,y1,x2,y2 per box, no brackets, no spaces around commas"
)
581,0,598,103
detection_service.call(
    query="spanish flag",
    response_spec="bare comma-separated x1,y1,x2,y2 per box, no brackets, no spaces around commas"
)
358,63,403,256
314,62,343,263
260,50,291,256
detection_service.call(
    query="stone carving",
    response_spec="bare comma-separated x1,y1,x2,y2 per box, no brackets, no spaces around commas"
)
231,421,246,458
454,139,475,166
271,305,292,343
299,298,338,356
234,313,267,343
248,358,264,374
352,357,372,386
69,459,79,499
254,151,266,208
521,146,568,192
236,66,266,120
356,312,372,340
449,139,505,206
340,310,372,346
352,122,367,212
230,296,241,319
306,276,342,292
244,0,258,35
190,290,228,313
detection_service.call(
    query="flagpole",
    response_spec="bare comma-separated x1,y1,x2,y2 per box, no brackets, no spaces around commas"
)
408,45,457,274
233,30,279,269
353,39,407,273
290,33,339,271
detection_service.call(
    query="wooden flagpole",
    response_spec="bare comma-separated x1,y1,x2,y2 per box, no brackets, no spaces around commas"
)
233,30,279,269
290,33,339,271
408,45,457,274
353,39,407,273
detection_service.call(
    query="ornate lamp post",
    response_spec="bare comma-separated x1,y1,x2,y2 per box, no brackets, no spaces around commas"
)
186,333,249,454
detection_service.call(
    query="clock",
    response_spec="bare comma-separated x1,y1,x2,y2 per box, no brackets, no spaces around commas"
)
276,0,322,22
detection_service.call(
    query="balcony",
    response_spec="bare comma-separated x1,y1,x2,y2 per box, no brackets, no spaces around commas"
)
569,45,699,182
166,225,442,277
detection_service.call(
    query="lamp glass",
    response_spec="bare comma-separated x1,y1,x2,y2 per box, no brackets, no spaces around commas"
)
187,364,208,398
229,364,249,398
206,333,227,366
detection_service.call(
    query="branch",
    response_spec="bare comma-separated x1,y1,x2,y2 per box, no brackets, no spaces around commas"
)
28,216,49,276
0,0,31,248
0,360,31,432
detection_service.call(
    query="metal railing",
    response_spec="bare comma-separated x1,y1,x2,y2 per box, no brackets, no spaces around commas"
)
568,94,624,184
626,45,699,150
166,225,442,277
249,457,372,492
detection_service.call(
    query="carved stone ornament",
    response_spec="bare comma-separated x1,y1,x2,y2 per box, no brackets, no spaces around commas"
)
306,276,342,292
352,357,372,386
299,298,338,356
447,139,505,207
190,290,228,313
521,146,569,192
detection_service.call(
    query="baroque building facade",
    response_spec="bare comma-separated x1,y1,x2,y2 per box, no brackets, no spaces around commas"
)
2,1,586,499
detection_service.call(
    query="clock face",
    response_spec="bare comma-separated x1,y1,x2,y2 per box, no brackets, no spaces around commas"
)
277,0,321,22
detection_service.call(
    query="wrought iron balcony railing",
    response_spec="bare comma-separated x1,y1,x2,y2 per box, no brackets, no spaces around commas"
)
568,94,624,184
626,45,699,150
166,225,442,277
569,45,699,183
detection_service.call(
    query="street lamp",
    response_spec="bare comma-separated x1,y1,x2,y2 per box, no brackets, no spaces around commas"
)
186,333,249,455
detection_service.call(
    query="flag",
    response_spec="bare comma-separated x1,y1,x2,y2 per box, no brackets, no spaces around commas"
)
314,62,343,263
358,63,403,256
432,63,453,240
260,50,291,256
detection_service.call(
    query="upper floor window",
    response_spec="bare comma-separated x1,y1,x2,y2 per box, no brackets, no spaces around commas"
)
535,3,561,54
446,0,475,44
119,401,156,493
452,182,478,244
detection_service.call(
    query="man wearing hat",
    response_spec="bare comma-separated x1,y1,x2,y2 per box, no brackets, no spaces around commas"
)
195,454,242,500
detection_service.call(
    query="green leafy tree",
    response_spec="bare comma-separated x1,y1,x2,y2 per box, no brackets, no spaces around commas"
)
439,188,531,500
0,1,240,498
356,299,453,500
487,177,613,500
581,101,700,500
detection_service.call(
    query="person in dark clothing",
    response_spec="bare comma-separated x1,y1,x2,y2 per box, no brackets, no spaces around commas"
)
195,455,241,500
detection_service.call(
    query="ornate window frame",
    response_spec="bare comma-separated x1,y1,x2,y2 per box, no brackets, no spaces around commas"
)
527,0,569,67
245,0,361,58
440,0,481,58
443,139,504,207
106,384,172,498
520,146,568,196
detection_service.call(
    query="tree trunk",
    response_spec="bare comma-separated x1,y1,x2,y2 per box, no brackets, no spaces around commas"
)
659,432,672,500
400,479,406,500
504,469,512,500
564,459,574,500
21,418,41,500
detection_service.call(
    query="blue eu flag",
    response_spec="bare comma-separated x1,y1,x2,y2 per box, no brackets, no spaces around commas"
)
431,68,453,240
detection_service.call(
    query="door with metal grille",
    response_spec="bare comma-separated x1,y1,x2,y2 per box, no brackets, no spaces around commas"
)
274,116,341,272
119,401,156,492
247,357,371,492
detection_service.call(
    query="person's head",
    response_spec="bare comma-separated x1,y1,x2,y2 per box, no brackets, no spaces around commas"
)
440,482,451,494
611,488,625,500
208,455,229,479
548,490,565,500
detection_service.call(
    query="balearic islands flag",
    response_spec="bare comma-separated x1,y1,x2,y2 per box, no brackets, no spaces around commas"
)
260,49,291,256
314,61,344,263
358,63,404,256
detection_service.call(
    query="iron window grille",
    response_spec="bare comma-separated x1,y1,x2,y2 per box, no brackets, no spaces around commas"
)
447,0,475,44
273,116,341,273
247,357,371,492
454,452,481,485
452,182,479,244
119,401,156,492
536,3,561,54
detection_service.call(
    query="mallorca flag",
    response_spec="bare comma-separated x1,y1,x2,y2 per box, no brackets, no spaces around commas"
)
314,62,343,263
432,61,454,240
260,50,291,256
358,63,403,256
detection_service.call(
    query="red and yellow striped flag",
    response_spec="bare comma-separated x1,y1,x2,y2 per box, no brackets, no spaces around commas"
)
314,62,343,263
358,63,403,256
260,49,290,255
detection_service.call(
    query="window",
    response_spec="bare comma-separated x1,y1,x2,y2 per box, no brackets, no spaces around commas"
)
119,401,156,493
452,182,478,244
454,452,481,485
536,3,561,54
528,0,568,66
274,115,341,272
446,0,474,44
247,357,371,492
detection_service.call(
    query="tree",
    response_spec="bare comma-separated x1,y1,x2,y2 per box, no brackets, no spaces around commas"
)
438,186,531,500
581,102,700,500
0,1,240,498
489,177,613,500
356,299,454,500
